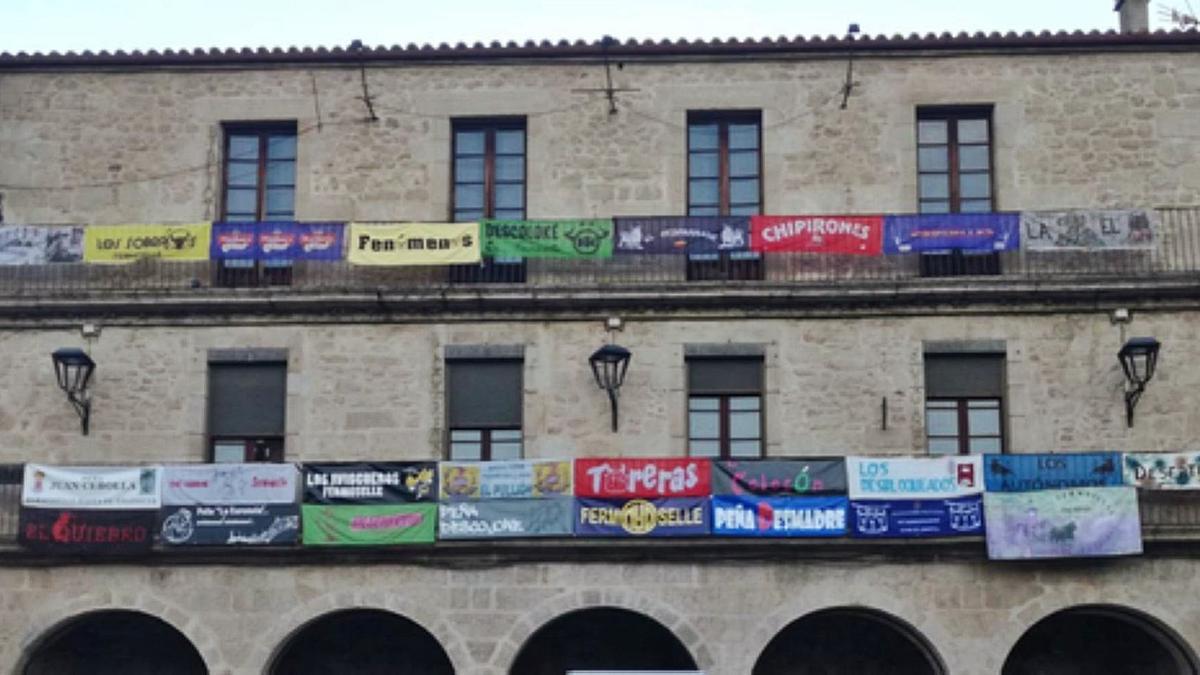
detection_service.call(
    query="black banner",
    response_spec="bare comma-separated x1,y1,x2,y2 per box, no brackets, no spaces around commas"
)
159,504,300,546
19,508,155,554
712,459,847,496
302,462,437,504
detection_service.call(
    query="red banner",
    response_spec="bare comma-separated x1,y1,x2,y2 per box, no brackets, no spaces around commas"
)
574,458,711,498
751,215,883,255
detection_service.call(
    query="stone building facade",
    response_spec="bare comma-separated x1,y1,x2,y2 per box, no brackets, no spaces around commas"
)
2,4,1200,673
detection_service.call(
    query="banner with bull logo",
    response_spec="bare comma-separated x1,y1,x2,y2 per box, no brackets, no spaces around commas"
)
984,487,1142,560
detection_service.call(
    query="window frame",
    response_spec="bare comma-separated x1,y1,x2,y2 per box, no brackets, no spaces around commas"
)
925,397,1005,456
220,121,298,222
687,393,764,459
450,116,528,222
206,355,288,463
448,428,524,462
445,357,524,460
686,110,764,217
914,106,995,214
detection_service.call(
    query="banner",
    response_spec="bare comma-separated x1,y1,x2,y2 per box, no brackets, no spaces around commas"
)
574,458,711,498
711,495,847,537
19,508,156,554
159,504,300,546
711,459,846,496
0,225,84,264
984,452,1122,492
849,495,984,538
846,456,982,500
83,223,211,263
1124,452,1200,490
575,497,710,537
211,222,344,261
302,463,437,504
481,219,613,258
301,504,436,545
613,216,749,254
884,213,1019,254
161,464,298,505
439,460,572,500
751,215,883,255
346,223,480,265
22,464,160,510
1022,210,1156,250
438,498,575,539
984,487,1142,560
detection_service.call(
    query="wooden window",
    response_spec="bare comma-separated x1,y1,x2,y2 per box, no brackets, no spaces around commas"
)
924,353,1005,455
447,359,523,460
686,111,763,281
450,118,527,284
916,107,993,214
687,357,764,458
220,122,297,287
208,359,287,462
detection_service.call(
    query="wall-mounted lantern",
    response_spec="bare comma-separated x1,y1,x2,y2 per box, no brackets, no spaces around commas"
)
1118,337,1160,428
589,344,631,432
51,348,95,435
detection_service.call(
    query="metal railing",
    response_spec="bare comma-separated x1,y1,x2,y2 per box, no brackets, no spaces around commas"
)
0,209,1197,297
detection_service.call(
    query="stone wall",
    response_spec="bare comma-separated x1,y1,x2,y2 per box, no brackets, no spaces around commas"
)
1,49,1199,226
0,309,1194,463
2,554,1197,675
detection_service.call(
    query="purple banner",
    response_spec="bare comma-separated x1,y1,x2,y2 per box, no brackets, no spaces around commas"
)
884,213,1020,254
849,495,984,538
211,222,345,261
574,497,710,537
614,216,749,255
984,487,1142,560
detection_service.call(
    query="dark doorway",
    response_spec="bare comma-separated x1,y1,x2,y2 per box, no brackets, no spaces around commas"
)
24,610,207,675
510,606,699,675
1003,605,1198,675
270,608,454,675
753,607,943,675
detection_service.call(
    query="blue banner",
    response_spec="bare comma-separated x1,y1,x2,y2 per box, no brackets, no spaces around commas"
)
884,213,1019,254
211,222,345,261
712,495,847,537
984,452,1122,492
574,497,709,537
850,495,984,538
613,216,749,255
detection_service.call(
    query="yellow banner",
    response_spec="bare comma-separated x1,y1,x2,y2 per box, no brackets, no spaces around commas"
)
84,224,211,263
347,223,481,265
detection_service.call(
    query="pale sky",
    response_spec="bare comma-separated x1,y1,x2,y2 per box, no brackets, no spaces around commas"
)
0,0,1187,55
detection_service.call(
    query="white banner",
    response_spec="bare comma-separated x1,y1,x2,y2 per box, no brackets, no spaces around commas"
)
161,464,299,505
439,460,573,500
1123,452,1200,490
846,456,983,500
22,464,161,510
1022,210,1156,250
0,225,85,264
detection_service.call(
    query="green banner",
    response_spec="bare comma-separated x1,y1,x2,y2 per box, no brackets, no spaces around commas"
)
301,504,436,546
481,219,613,258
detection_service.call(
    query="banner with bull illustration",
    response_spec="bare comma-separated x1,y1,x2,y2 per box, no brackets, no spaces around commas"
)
984,487,1142,560
83,223,211,263
159,504,300,546
1021,210,1156,250
613,216,749,255
984,452,1122,492
481,219,613,258
439,460,572,500
575,497,710,537
161,464,298,505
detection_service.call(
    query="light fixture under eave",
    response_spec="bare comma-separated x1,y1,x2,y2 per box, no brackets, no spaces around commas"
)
1118,336,1160,428
589,344,631,432
51,347,95,435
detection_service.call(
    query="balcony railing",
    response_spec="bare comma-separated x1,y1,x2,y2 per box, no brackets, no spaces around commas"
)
0,209,1197,297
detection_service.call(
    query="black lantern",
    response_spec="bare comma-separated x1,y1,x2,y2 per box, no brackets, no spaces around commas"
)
51,348,95,435
1118,337,1160,427
589,344,631,432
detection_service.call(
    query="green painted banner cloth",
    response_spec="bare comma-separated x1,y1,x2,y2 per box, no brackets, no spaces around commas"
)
301,504,436,546
481,219,613,258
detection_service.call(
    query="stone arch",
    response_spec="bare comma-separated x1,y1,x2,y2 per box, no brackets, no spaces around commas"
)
16,594,224,675
494,588,713,672
1003,604,1199,675
752,605,947,675
245,591,471,673
17,609,208,675
267,607,454,674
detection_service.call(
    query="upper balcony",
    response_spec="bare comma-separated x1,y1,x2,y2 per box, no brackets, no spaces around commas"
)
0,208,1197,319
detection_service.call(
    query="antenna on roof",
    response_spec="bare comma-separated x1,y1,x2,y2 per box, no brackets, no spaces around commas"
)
1159,2,1199,29
839,23,861,110
350,38,379,123
571,35,640,115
